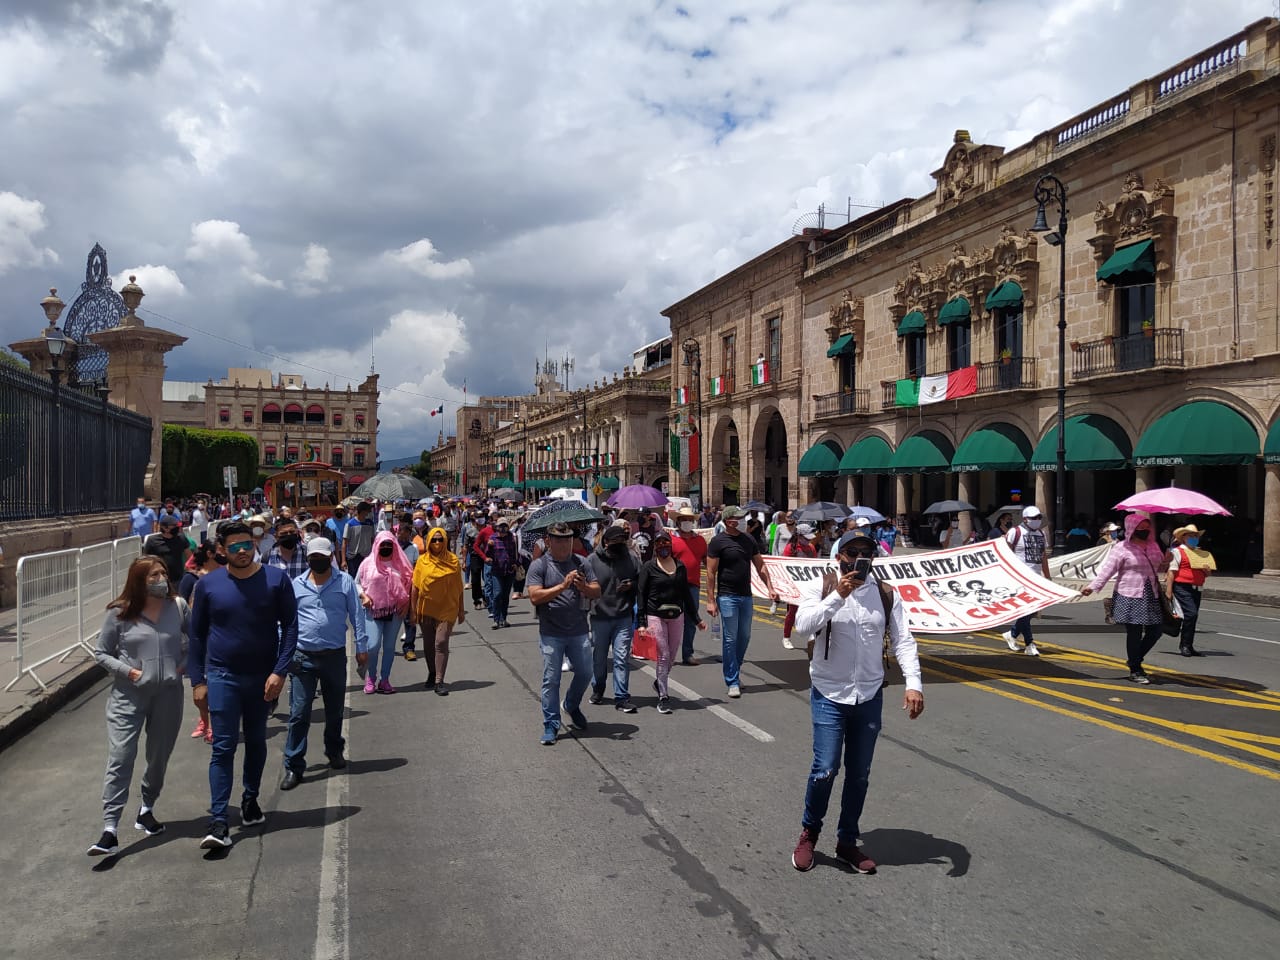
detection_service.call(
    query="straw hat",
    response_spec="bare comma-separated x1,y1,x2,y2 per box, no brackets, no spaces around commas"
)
1173,524,1205,539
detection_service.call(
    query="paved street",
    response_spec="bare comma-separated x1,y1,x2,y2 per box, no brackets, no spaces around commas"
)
0,592,1277,960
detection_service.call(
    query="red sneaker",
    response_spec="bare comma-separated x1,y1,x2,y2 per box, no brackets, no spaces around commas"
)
835,842,877,874
791,827,818,872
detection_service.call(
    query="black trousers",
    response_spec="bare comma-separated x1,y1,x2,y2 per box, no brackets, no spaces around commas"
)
1124,623,1163,672
470,554,486,605
1172,583,1202,649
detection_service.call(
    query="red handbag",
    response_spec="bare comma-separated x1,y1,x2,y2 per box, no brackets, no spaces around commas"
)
631,626,658,661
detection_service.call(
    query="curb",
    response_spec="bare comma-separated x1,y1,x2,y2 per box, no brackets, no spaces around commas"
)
1202,587,1280,609
0,662,106,755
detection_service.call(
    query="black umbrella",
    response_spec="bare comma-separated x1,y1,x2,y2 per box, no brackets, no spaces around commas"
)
742,499,773,514
923,499,977,515
351,473,431,501
793,502,852,522
490,487,521,500
523,498,605,533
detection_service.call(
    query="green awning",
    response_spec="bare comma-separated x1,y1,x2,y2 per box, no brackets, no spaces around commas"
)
1134,401,1258,467
839,436,894,475
951,422,1032,472
826,333,856,358
595,475,620,490
896,310,926,336
937,296,971,326
1096,239,1155,284
1266,420,1280,465
889,430,955,474
798,439,844,477
984,280,1023,311
1031,413,1133,471
528,477,581,491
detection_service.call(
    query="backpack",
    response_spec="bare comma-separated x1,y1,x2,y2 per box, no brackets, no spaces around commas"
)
807,571,898,683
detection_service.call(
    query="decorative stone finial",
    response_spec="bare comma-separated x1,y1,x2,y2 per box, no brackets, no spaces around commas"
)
119,275,145,327
954,129,971,143
40,287,65,326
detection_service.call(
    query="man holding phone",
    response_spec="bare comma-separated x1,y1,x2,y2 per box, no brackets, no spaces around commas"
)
586,524,640,712
789,530,924,875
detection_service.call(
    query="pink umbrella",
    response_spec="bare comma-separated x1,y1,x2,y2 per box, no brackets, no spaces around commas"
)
605,484,668,510
1113,485,1231,516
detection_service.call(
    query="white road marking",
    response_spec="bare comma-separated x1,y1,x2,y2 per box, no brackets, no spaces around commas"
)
636,664,775,743
313,659,352,960
1201,605,1280,622
1216,632,1280,645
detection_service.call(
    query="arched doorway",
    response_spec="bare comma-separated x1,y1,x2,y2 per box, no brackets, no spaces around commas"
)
707,416,740,507
753,409,789,509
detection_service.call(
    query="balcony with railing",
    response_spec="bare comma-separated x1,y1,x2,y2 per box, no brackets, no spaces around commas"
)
880,357,1039,410
1071,329,1184,379
813,389,870,420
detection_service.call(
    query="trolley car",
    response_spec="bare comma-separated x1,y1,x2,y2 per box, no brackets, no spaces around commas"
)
263,462,346,519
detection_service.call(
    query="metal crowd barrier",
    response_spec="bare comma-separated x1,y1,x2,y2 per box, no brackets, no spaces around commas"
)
6,536,142,692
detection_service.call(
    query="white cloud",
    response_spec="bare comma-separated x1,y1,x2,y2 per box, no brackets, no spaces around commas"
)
112,264,187,300
164,101,237,174
185,218,281,288
0,192,59,274
293,242,332,294
383,239,473,280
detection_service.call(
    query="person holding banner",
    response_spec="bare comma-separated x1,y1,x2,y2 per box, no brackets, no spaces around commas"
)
706,506,779,698
780,523,819,649
790,530,924,874
1001,507,1050,657
1081,514,1168,684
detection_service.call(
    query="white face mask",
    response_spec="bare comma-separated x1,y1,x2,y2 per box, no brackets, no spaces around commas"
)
252,526,265,537
1026,519,1042,530
679,521,694,532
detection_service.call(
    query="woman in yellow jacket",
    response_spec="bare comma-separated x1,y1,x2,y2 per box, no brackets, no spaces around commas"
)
408,527,466,695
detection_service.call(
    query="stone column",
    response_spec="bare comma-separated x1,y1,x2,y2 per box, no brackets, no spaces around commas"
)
1134,467,1156,493
87,277,186,500
895,475,909,519
1262,464,1280,577
1034,471,1053,528
957,472,977,541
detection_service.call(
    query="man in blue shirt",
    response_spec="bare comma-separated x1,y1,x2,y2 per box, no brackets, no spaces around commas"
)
130,497,158,539
324,507,347,563
190,520,298,851
280,538,367,790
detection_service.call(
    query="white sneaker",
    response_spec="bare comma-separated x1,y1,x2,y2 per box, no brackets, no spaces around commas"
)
1002,630,1018,651
782,638,795,650
1024,643,1040,657
769,601,778,615
561,658,570,673
727,684,741,698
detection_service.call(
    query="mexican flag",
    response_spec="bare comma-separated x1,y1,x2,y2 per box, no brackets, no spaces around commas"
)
895,366,978,406
670,430,701,476
751,357,769,386
676,386,689,405
708,375,727,397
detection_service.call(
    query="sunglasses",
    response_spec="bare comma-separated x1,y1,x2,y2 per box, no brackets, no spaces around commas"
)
227,541,255,555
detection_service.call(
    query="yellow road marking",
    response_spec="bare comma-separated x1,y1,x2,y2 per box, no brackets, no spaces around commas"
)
920,659,1280,782
922,654,1280,767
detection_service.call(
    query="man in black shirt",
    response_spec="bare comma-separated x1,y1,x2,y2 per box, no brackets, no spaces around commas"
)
145,515,191,587
706,506,779,698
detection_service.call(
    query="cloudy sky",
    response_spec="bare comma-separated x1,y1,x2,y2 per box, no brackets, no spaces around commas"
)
0,0,1264,458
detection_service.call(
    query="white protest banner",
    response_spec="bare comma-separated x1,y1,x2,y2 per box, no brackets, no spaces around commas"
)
1049,542,1115,602
749,539,1079,634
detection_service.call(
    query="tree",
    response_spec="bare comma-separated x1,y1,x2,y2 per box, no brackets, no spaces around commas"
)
409,448,432,484
0,349,29,370
162,424,258,495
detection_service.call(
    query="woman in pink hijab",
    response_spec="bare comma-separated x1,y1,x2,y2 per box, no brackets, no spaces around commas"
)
357,530,414,694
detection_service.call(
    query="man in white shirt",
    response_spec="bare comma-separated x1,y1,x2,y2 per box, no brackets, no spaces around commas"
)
190,501,210,545
790,530,924,874
1002,506,1050,657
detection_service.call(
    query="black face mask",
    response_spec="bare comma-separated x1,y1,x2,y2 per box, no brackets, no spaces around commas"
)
278,533,300,549
1132,529,1150,541
378,546,393,558
308,555,332,574
214,554,228,566
606,543,627,556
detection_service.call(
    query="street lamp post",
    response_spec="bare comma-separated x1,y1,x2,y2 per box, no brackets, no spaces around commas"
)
44,323,68,517
1032,174,1069,554
680,337,703,508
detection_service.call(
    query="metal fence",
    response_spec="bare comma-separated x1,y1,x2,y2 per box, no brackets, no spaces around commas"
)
6,536,141,692
0,363,152,521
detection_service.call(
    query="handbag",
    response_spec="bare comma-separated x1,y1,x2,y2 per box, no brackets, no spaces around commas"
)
1103,596,1116,625
1140,552,1181,638
631,625,659,661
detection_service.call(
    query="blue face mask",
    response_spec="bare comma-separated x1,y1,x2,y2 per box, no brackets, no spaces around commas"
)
1185,536,1200,548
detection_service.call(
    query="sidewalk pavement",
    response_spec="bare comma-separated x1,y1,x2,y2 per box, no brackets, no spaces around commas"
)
0,604,105,753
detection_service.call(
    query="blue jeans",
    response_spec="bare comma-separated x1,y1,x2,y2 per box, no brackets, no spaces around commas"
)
717,593,754,688
682,584,700,661
490,571,514,622
364,614,402,681
539,632,592,729
283,649,346,773
1009,614,1034,644
802,687,883,844
590,614,634,700
206,667,271,824
483,563,496,615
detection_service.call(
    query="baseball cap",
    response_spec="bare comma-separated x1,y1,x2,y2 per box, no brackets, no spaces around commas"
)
545,522,574,538
796,522,816,539
721,506,744,519
602,525,629,543
836,530,876,554
306,537,334,556
158,514,181,527
1022,506,1042,519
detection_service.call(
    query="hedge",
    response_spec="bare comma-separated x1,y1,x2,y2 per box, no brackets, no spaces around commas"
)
162,425,259,496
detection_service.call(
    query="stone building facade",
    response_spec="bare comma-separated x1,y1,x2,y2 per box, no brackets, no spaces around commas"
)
665,19,1280,573
164,367,381,486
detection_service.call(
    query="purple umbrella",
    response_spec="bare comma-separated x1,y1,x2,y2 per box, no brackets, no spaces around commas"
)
606,484,668,510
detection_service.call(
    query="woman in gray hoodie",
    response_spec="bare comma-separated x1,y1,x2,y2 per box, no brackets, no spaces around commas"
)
88,556,188,857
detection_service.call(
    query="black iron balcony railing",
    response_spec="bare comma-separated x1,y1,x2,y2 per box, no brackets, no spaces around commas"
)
880,357,1038,410
813,389,870,419
1072,329,1184,379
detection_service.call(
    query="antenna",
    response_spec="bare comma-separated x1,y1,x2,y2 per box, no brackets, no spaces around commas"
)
369,331,375,375
791,197,885,235
562,353,575,391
